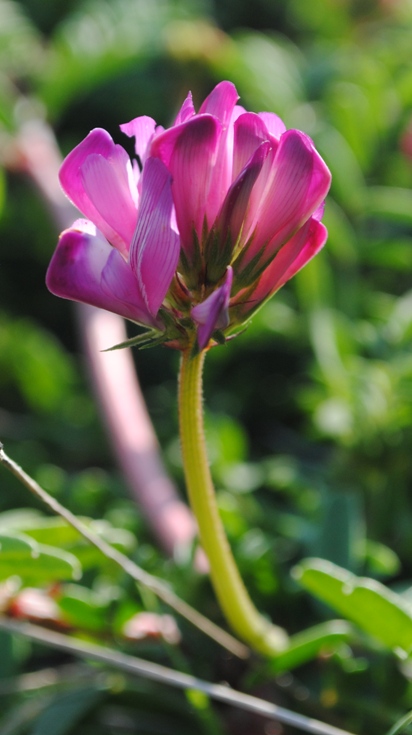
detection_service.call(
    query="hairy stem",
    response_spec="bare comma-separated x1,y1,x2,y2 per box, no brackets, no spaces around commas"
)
178,348,288,656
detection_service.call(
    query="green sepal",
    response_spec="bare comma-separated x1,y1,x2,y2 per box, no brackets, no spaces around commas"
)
232,248,266,290
178,228,204,291
102,329,163,351
211,329,227,345
204,228,233,285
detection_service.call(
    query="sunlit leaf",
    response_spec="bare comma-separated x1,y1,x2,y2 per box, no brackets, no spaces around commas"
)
294,558,412,657
272,620,352,674
58,585,108,631
0,532,82,583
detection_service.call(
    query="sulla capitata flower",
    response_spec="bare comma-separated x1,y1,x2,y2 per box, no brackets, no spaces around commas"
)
46,81,331,351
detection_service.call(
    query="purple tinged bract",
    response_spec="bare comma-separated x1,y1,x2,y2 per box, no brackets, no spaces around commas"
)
46,81,331,351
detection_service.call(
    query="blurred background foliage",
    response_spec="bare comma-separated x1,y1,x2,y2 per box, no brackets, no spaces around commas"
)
1,0,412,733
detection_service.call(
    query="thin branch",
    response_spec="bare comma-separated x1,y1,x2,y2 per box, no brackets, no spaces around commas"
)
0,445,248,659
0,616,356,735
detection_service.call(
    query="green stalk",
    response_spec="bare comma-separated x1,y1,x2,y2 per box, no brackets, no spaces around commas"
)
178,347,288,657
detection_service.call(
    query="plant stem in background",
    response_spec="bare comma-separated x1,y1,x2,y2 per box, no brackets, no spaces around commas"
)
178,348,288,656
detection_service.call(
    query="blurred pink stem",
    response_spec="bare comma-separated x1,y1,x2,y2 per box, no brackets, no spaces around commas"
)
78,302,200,558
11,119,203,561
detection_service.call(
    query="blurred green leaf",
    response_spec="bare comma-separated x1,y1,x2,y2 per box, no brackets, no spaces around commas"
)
0,532,38,560
310,492,364,573
0,314,76,413
0,531,81,583
361,540,401,578
2,512,136,571
316,126,366,213
219,31,304,120
58,584,108,631
29,686,104,735
364,238,412,271
364,187,412,225
0,0,44,81
294,558,412,656
272,620,352,674
385,710,412,735
39,0,200,118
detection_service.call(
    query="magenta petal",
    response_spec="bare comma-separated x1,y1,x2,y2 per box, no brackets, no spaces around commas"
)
120,116,157,161
252,219,328,303
197,83,242,210
258,112,286,139
46,220,156,326
198,81,239,125
192,267,233,350
59,129,137,255
213,141,270,247
80,152,137,251
243,130,331,265
233,112,273,179
152,115,222,256
174,91,196,125
129,158,180,316
101,250,160,327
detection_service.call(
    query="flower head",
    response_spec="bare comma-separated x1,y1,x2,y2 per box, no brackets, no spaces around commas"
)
47,81,331,351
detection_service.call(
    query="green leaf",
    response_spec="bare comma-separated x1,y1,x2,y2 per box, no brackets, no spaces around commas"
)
385,710,412,735
312,492,363,573
0,532,39,560
363,239,412,271
29,686,104,735
4,514,135,571
9,516,85,547
364,187,412,225
361,540,401,578
271,620,353,673
0,534,82,583
293,558,412,657
70,523,136,571
58,585,108,631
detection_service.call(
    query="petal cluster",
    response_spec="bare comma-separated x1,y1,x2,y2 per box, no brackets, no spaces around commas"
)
47,81,331,351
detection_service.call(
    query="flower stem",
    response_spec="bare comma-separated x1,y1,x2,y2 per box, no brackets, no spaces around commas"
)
178,348,288,657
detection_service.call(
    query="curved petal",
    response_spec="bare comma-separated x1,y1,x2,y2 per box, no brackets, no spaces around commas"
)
101,250,160,327
151,115,222,257
120,115,157,162
80,153,138,250
233,218,328,320
257,218,328,298
198,80,239,124
258,112,286,139
59,129,137,255
241,130,331,267
46,220,155,327
192,267,233,349
233,112,273,179
210,141,271,255
129,158,180,316
198,82,241,210
174,91,195,125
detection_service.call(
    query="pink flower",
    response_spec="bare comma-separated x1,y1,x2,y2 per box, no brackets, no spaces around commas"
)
47,81,331,350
